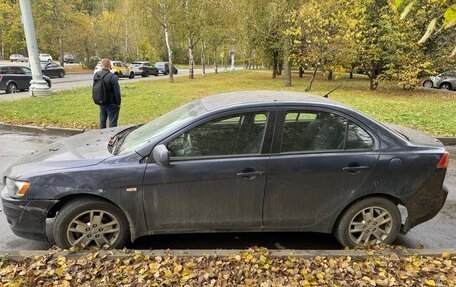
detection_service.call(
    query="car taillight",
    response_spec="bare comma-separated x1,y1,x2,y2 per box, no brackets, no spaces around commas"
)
436,151,450,169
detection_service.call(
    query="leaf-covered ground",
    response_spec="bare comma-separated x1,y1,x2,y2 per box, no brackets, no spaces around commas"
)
0,248,455,286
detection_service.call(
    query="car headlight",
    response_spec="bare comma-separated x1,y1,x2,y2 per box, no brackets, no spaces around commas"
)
5,178,30,198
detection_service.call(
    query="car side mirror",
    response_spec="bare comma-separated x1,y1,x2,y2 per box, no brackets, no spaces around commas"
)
152,144,170,166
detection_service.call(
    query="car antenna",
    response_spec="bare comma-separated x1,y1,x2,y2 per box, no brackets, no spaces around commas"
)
322,84,343,98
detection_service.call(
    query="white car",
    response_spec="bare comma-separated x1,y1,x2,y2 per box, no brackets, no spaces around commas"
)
39,53,53,62
9,54,28,62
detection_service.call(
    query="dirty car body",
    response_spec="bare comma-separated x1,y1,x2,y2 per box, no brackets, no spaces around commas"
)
1,91,449,248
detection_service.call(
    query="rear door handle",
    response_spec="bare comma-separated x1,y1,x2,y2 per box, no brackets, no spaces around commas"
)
236,171,264,179
342,166,370,173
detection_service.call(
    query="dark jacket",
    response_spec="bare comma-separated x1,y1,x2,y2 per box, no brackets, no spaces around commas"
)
94,69,121,106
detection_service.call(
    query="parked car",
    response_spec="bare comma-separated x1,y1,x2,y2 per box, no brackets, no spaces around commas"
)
39,54,53,63
9,54,28,62
41,63,65,78
422,70,456,91
63,54,76,64
155,61,178,75
130,61,159,77
94,60,134,79
0,65,51,93
1,91,449,248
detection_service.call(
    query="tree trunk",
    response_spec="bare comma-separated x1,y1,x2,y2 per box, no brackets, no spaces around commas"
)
184,0,194,79
59,35,64,67
349,71,353,79
299,65,304,78
201,40,206,77
272,49,278,79
328,70,333,80
283,48,291,87
161,3,173,83
214,51,218,74
369,77,377,90
277,61,282,75
305,66,318,91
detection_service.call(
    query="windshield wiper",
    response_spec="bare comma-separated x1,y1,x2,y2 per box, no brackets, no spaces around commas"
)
108,126,140,155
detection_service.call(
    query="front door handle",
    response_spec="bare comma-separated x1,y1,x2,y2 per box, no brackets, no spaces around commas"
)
342,166,370,174
236,169,264,180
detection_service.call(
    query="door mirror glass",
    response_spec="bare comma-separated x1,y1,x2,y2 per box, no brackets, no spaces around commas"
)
152,144,170,166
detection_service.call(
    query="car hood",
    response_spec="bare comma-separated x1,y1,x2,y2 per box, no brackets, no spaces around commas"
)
4,128,124,180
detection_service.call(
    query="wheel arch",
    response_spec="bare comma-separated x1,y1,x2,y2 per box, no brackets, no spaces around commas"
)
439,82,452,89
332,193,405,233
47,194,137,241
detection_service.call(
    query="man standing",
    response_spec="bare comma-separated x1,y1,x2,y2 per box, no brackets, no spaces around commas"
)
92,59,121,128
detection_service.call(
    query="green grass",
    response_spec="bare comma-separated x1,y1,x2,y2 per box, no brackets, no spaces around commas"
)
0,70,455,136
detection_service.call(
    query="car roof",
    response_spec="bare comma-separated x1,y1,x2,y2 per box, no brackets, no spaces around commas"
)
200,90,348,111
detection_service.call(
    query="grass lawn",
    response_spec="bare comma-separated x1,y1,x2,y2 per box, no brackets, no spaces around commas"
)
0,70,455,136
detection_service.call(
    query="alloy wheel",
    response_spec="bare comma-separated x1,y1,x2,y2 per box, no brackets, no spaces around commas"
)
66,210,121,247
348,206,393,244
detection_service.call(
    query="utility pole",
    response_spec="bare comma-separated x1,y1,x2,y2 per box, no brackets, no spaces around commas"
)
19,0,51,96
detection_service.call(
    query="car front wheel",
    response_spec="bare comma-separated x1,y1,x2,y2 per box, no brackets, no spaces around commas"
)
423,80,433,88
6,83,18,94
334,197,401,247
53,198,129,249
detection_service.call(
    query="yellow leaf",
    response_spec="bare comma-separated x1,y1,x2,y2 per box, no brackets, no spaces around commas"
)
425,279,436,286
316,273,324,280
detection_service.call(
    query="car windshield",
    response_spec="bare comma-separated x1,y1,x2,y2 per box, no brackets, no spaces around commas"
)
118,101,207,155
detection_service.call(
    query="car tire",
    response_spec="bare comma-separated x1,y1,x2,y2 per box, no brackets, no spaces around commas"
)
45,80,51,88
59,71,65,78
422,80,433,88
129,72,135,79
142,71,149,77
334,197,401,247
53,198,129,249
440,83,452,90
6,83,18,94
155,71,159,76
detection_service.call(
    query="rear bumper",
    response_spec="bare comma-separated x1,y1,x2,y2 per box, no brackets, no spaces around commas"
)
1,187,58,242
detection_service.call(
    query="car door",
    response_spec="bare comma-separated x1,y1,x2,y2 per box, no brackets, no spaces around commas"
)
142,108,275,232
19,67,33,89
9,66,28,89
262,108,379,229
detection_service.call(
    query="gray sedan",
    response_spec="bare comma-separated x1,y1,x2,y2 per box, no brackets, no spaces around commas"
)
1,91,449,248
422,70,456,90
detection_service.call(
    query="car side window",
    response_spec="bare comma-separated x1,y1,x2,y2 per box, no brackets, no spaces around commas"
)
345,121,374,150
20,67,31,74
9,67,24,74
281,111,347,152
0,67,9,74
168,112,268,158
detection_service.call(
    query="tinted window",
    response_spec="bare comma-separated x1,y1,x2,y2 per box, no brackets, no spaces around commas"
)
20,67,31,74
168,112,268,158
0,67,9,74
9,67,24,74
345,121,374,150
281,111,347,152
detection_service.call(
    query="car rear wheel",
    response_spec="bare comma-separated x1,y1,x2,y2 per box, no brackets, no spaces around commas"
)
334,197,401,247
129,72,135,79
440,83,452,90
59,71,64,78
423,80,433,88
53,198,129,249
6,83,18,94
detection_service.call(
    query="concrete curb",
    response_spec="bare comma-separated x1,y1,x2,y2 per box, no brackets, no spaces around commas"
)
3,122,456,145
0,248,454,261
0,122,85,136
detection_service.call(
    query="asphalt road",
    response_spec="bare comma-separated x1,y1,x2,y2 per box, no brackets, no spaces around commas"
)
0,129,455,250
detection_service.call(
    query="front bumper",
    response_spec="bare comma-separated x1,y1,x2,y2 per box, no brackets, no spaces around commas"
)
1,187,58,242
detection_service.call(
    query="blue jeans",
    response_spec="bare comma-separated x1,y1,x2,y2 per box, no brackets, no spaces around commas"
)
100,104,120,128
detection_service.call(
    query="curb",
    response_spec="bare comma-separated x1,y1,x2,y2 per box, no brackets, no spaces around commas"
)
0,248,454,261
0,122,85,136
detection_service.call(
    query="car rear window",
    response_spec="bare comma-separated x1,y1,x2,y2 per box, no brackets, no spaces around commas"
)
0,67,9,74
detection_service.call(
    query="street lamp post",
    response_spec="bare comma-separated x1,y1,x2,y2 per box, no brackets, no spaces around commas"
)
19,0,51,96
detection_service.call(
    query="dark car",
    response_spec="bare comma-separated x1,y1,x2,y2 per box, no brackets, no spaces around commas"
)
422,70,456,91
155,61,178,75
130,61,159,77
0,65,51,93
64,54,76,64
1,91,449,248
41,63,66,78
